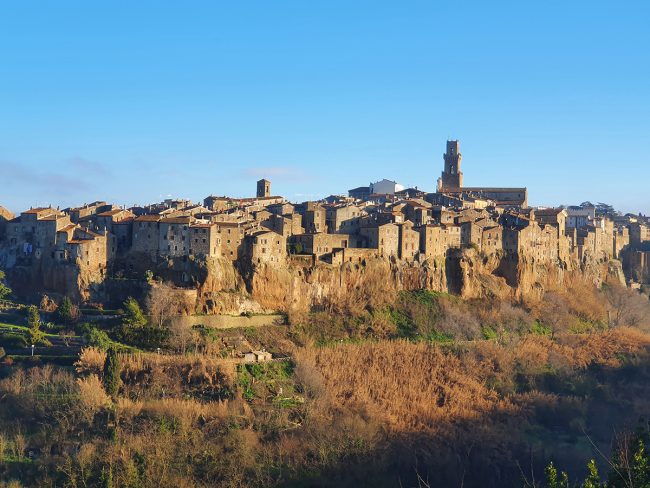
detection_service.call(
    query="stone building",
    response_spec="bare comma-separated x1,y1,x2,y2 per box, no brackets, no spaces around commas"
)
203,196,233,212
189,223,220,258
256,179,271,198
5,207,71,263
68,201,111,223
397,221,420,260
420,224,461,259
614,227,630,257
132,215,161,257
301,203,326,233
630,223,650,245
0,206,15,240
369,179,405,196
244,229,286,265
264,213,303,237
437,140,463,191
359,222,399,257
534,208,567,238
436,140,528,208
290,232,352,259
216,220,247,261
566,206,595,229
267,202,295,216
325,204,365,234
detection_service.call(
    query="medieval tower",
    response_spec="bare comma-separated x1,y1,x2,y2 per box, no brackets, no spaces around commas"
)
256,178,271,198
437,140,463,191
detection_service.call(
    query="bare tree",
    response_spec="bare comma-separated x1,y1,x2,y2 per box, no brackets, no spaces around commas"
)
168,321,196,355
605,284,650,329
541,292,572,339
145,282,182,328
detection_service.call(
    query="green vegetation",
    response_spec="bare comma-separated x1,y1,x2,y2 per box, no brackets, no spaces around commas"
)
56,296,80,325
115,297,169,349
0,282,649,487
103,347,121,396
26,305,49,346
0,269,11,300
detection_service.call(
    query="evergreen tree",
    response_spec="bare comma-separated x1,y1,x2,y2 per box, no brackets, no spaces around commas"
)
103,347,121,396
544,462,569,488
57,296,80,324
26,305,46,345
122,297,147,328
581,460,602,488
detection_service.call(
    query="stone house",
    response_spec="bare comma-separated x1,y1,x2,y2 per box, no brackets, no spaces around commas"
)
401,199,433,226
189,223,220,258
289,233,352,259
68,201,111,223
243,230,286,265
481,224,503,255
6,207,71,263
94,209,134,232
264,213,303,237
614,227,630,257
159,217,193,258
267,202,295,216
359,222,399,257
301,203,326,233
131,215,161,257
566,206,595,229
203,196,233,212
630,223,650,245
325,204,365,234
420,225,448,259
398,221,420,261
216,220,248,261
535,208,568,238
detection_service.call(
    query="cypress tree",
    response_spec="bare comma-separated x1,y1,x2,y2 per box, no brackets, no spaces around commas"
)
103,347,121,396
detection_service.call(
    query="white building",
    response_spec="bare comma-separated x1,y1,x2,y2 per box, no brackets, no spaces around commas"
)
566,206,595,229
369,179,405,195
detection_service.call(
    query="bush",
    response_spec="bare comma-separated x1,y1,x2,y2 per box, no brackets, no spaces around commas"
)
86,327,113,351
57,297,80,324
0,333,28,349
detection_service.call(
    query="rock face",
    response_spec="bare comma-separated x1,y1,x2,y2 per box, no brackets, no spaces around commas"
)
195,250,621,315
5,249,623,314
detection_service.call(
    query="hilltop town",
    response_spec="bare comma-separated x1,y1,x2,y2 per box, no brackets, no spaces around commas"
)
1,140,649,308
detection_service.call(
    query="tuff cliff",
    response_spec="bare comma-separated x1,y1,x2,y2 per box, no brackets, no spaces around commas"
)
195,250,623,315
4,249,624,314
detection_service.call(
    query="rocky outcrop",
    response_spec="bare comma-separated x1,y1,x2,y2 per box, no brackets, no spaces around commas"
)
4,248,624,314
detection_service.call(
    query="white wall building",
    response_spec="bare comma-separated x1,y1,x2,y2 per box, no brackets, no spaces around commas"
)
566,206,595,229
369,179,405,195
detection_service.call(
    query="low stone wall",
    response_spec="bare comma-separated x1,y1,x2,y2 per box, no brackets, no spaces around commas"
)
169,313,285,329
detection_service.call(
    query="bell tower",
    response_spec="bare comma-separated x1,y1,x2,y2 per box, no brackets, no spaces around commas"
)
437,140,463,191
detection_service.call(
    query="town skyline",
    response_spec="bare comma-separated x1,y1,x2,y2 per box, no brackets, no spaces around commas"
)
1,139,648,216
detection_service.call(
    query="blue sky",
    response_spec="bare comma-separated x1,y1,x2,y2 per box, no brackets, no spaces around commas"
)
1,1,649,214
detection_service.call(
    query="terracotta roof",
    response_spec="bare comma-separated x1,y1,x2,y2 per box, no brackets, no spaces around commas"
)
160,217,192,224
22,207,53,214
57,224,78,233
113,217,134,224
97,209,125,217
134,215,161,222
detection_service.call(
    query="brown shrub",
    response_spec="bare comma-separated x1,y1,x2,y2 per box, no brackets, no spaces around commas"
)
295,341,520,435
75,347,106,376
